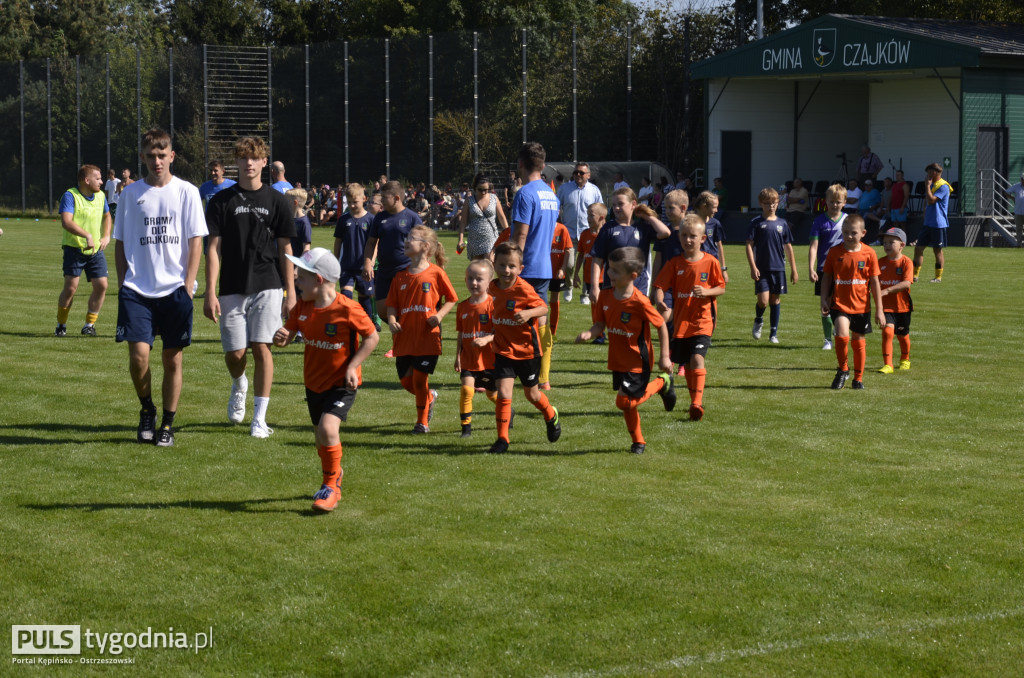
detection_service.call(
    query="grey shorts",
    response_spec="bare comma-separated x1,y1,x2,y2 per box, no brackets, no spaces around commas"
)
219,289,283,351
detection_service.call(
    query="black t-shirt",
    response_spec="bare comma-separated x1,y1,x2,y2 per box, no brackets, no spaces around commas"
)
206,184,297,296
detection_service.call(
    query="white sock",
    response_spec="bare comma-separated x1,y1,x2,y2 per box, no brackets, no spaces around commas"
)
253,396,269,423
233,374,248,390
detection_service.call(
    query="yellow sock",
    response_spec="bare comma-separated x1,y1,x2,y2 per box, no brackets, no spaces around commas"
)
85,312,98,325
538,324,553,384
913,265,922,278
460,385,474,424
934,267,943,280
57,306,71,324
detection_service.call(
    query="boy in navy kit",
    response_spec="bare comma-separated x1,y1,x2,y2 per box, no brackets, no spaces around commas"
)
745,187,797,343
333,182,378,330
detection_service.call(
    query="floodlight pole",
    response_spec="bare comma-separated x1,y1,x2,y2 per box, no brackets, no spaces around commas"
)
473,32,479,175
76,55,81,169
20,59,26,212
428,35,434,186
521,30,527,143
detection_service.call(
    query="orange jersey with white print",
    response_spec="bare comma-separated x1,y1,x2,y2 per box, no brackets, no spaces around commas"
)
284,294,377,393
455,296,496,371
385,263,458,357
488,276,546,361
550,222,572,276
594,287,665,373
652,252,725,338
878,253,913,313
822,244,880,314
577,228,602,284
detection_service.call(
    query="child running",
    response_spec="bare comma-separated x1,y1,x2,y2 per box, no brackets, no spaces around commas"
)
273,248,379,513
653,214,727,420
745,187,798,343
820,214,886,390
577,247,675,454
589,188,672,303
455,258,499,437
385,225,457,432
877,227,914,373
488,241,561,454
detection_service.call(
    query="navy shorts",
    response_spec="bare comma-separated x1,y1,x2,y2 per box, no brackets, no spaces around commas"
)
548,277,566,294
884,311,912,335
671,335,711,364
613,370,652,399
814,276,824,297
62,245,108,280
306,386,357,425
396,354,438,378
374,270,398,302
494,354,541,387
916,226,947,249
116,285,194,348
830,309,873,335
754,271,787,295
522,277,550,304
338,270,374,298
460,368,496,392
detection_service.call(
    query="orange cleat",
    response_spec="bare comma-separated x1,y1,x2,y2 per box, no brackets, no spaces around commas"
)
312,484,340,512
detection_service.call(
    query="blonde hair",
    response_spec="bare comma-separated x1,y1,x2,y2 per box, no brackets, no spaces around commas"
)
692,190,718,211
465,258,494,280
587,202,607,218
409,225,447,268
345,182,366,204
663,189,690,208
285,188,307,217
825,184,847,202
681,213,706,235
758,187,779,203
612,186,638,203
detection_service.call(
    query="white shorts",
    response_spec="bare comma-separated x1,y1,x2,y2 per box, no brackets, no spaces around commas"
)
219,289,283,351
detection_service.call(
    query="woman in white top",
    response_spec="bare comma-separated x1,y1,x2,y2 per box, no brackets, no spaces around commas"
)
458,175,509,260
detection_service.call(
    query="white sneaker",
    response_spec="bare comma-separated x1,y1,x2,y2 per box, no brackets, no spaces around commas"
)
752,319,763,340
822,339,833,351
581,295,590,305
228,375,248,424
564,288,573,302
250,420,274,438
769,335,780,344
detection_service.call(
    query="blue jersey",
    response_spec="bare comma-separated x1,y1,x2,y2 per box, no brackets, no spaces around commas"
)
271,180,294,194
924,182,951,229
654,226,683,262
334,211,374,272
591,220,661,293
702,218,725,258
809,213,846,272
59,190,109,215
199,179,237,204
291,215,311,256
367,207,421,274
511,179,559,279
746,216,792,272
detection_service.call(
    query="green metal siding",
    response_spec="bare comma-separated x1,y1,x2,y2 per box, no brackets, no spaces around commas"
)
960,70,1024,213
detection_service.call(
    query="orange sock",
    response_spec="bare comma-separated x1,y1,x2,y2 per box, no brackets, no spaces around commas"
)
881,326,895,366
460,385,474,424
318,444,343,491
898,334,911,361
690,368,706,407
528,389,556,420
852,337,866,381
615,393,644,444
835,336,850,371
496,397,512,442
400,374,415,395
413,370,431,426
550,300,560,336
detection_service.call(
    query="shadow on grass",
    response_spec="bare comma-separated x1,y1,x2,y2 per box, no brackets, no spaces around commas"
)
725,365,834,371
22,495,314,515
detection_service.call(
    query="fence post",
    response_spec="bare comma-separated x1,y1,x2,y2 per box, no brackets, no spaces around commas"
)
169,47,175,141
106,53,110,174
20,59,26,212
136,47,142,177
429,34,434,186
305,44,310,189
267,47,273,162
521,29,527,143
572,26,577,162
203,45,208,170
473,32,479,175
47,58,53,214
385,38,390,179
626,26,632,162
344,40,350,184
77,55,82,169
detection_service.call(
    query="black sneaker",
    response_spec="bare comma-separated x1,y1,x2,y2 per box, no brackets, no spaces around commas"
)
155,425,174,447
831,370,850,390
488,438,509,454
630,442,645,455
55,324,67,337
851,380,865,390
81,325,97,336
412,423,429,434
137,409,157,444
658,373,677,412
460,423,472,438
545,407,561,443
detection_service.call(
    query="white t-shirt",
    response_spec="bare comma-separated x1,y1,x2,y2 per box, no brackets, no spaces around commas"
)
1008,183,1024,215
113,176,207,298
105,178,121,204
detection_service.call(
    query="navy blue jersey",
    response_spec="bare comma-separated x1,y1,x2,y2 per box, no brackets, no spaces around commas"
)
334,211,374,272
746,216,792,272
591,220,660,292
367,207,422,274
702,217,724,259
654,226,683,262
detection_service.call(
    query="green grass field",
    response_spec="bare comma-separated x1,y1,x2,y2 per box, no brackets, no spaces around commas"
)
2,216,1022,676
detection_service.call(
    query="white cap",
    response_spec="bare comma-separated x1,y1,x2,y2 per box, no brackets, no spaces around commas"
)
286,247,340,283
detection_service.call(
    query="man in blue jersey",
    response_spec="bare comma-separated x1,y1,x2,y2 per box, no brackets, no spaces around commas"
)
270,161,293,193
913,162,951,283
199,160,237,206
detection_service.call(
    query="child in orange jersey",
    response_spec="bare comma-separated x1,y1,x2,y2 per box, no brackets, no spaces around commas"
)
652,214,727,421
876,227,914,373
577,247,675,455
385,225,458,432
455,259,499,437
274,248,379,513
538,221,573,390
487,241,561,454
820,214,886,390
572,203,606,305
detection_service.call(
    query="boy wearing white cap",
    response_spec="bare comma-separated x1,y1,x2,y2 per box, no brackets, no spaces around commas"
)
273,248,379,513
877,227,914,373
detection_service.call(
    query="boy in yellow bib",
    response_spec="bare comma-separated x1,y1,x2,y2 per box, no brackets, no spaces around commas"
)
57,164,112,336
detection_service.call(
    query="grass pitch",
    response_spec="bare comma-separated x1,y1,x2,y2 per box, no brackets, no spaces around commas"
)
1,217,1022,676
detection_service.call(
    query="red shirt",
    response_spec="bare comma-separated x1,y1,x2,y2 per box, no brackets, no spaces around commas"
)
652,252,725,338
878,253,913,313
489,276,546,360
455,296,496,371
594,287,665,373
822,244,880,314
577,229,602,284
385,263,458,357
284,294,377,394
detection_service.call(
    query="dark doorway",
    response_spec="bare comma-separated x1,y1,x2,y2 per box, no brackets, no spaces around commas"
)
977,125,1009,213
721,131,752,210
